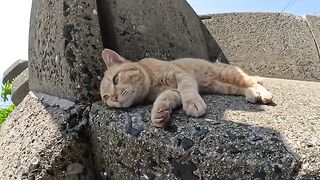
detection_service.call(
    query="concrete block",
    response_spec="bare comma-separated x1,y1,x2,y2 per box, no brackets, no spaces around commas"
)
202,13,320,81
89,78,320,179
2,59,28,84
28,0,104,102
0,93,96,179
98,0,209,61
11,68,29,106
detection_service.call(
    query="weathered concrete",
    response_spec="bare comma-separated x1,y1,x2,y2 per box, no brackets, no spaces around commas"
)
2,59,28,84
98,0,209,61
11,68,29,106
28,0,104,102
0,93,96,179
305,15,320,61
202,13,320,81
89,78,320,179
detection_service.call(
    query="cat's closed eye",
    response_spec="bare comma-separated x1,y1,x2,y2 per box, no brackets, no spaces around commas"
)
113,74,119,85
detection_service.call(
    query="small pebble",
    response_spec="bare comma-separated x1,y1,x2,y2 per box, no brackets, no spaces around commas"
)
225,131,237,141
67,163,84,175
194,128,209,140
125,115,143,137
164,124,177,133
228,145,241,154
179,137,194,150
31,157,39,165
252,136,263,142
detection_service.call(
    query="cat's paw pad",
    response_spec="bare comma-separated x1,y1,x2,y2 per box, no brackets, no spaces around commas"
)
183,96,207,117
151,100,172,127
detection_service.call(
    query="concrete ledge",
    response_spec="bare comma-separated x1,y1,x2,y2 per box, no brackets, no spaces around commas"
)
2,59,28,84
12,69,29,106
202,13,320,81
0,93,96,179
89,78,319,179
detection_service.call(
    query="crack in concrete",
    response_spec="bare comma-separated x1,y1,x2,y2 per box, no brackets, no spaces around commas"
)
304,15,320,63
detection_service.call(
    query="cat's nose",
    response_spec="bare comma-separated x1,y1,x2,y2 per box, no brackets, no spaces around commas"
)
110,94,118,102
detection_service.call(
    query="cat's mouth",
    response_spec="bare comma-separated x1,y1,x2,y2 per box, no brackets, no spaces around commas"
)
107,96,135,108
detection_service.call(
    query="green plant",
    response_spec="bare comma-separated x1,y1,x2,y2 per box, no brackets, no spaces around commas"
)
1,81,12,102
0,81,15,126
0,104,15,125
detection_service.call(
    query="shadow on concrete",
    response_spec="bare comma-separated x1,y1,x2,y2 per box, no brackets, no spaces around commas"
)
200,22,229,64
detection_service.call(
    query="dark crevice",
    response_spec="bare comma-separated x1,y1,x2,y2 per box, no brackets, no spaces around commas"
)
96,0,118,51
199,21,229,64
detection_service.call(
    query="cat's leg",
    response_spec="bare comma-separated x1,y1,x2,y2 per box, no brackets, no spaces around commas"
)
209,63,273,104
202,80,273,104
211,63,263,87
176,74,207,117
151,89,182,127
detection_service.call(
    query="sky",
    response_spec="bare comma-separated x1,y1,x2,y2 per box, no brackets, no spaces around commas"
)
0,0,32,77
187,0,320,16
0,0,320,77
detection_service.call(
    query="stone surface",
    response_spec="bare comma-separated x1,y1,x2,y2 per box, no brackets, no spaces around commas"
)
12,68,29,106
305,15,320,61
28,0,104,102
0,93,96,179
2,59,28,84
89,78,320,179
202,13,320,81
98,0,209,61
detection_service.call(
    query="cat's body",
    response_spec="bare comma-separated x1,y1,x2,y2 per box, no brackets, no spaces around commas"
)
100,49,273,127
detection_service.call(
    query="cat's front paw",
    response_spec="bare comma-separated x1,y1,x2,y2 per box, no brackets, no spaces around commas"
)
151,100,172,127
183,95,207,117
245,85,273,104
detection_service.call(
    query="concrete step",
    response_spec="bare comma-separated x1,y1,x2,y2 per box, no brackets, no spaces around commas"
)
11,68,29,106
2,59,28,84
0,93,96,179
89,78,320,179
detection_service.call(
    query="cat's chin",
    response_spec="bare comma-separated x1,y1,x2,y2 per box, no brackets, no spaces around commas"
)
107,100,134,108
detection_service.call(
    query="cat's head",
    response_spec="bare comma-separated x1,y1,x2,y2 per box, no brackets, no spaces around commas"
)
100,49,150,108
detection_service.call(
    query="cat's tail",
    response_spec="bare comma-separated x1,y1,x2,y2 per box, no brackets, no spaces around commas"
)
212,63,261,88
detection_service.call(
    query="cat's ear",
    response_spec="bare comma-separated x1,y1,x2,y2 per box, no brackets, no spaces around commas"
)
101,48,128,67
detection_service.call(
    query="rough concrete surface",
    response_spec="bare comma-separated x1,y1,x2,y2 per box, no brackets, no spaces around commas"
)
12,68,29,106
305,15,320,60
202,13,320,81
89,78,319,179
98,0,208,61
0,93,96,179
28,0,104,102
2,59,28,84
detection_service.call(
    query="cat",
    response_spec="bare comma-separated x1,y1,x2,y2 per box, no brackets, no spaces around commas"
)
100,48,273,127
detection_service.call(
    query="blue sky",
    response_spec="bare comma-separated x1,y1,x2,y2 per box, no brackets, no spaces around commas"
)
187,0,320,16
1,0,320,77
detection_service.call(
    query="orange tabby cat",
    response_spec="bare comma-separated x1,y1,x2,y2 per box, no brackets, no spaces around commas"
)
100,48,273,127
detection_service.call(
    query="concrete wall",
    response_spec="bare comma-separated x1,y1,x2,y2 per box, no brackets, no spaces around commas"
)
202,13,320,81
98,0,208,61
28,0,104,102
